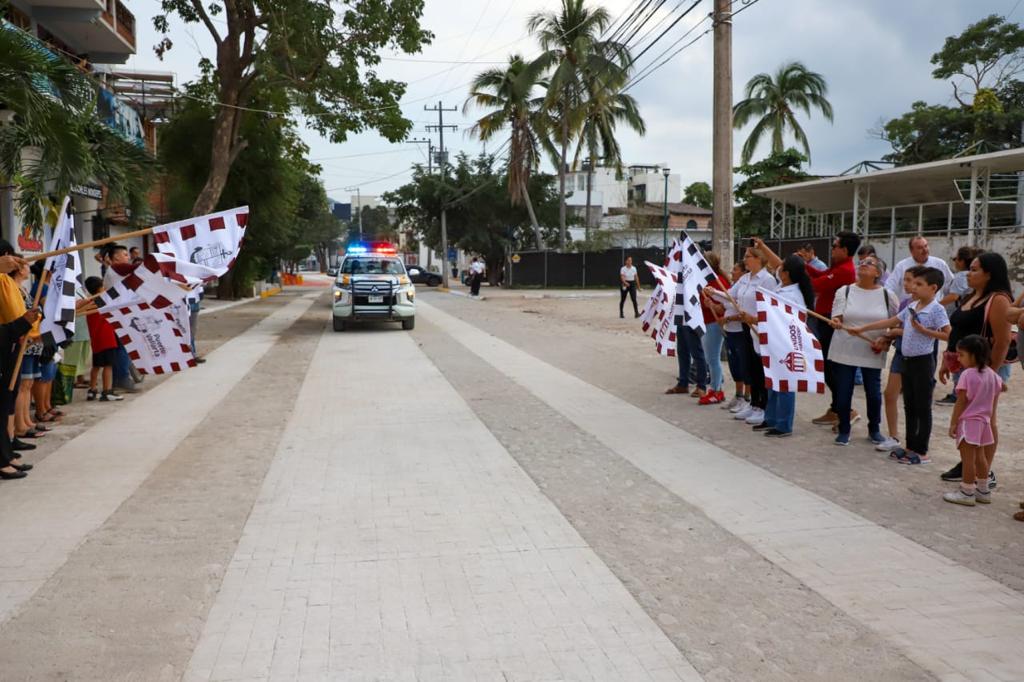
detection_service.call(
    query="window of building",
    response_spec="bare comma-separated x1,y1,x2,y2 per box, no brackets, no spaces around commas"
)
686,219,697,230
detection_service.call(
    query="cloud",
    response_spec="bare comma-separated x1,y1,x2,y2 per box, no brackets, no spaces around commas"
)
127,0,1017,202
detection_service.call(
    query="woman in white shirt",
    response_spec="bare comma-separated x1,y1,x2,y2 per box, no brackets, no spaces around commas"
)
619,256,640,318
730,247,778,426
759,254,816,437
827,256,898,446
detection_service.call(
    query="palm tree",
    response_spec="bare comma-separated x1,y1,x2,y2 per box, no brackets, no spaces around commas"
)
465,55,550,250
733,61,834,164
0,26,155,230
572,68,646,239
528,0,632,249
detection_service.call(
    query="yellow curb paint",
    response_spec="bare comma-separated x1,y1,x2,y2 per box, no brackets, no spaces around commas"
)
259,287,283,299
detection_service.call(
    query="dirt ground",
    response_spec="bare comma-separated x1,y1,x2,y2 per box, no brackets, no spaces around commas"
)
425,286,1024,594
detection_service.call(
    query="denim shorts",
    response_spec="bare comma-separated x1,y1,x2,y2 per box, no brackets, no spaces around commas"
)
890,351,903,374
40,360,57,382
20,355,41,379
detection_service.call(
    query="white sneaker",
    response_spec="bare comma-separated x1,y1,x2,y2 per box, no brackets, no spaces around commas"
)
723,396,740,410
943,489,976,506
744,408,765,425
730,399,749,414
874,436,900,452
734,404,755,420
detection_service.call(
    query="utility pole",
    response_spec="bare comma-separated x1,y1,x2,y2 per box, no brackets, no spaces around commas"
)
712,0,735,270
425,101,458,288
344,186,363,237
408,137,434,175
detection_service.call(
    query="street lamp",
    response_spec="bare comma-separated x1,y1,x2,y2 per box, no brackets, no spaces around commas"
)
662,167,671,254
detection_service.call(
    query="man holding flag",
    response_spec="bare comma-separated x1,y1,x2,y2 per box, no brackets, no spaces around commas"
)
664,233,722,397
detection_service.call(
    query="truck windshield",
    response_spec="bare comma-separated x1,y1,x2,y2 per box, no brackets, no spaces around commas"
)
341,257,406,275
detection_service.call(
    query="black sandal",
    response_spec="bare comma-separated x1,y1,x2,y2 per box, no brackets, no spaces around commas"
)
0,468,27,480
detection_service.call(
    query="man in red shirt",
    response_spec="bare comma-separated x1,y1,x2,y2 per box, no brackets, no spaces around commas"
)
806,231,861,426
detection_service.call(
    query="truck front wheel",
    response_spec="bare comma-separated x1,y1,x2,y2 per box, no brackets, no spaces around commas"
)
333,316,347,332
402,317,415,331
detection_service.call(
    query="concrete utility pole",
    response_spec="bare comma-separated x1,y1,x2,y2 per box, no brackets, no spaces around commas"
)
712,0,735,270
425,101,458,288
344,186,363,237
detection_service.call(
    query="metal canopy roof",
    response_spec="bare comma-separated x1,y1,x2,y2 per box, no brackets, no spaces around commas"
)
752,148,1024,211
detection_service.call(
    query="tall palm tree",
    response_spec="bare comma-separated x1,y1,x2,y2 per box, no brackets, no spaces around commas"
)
0,26,155,230
528,0,632,249
733,61,834,164
572,68,646,238
465,55,550,250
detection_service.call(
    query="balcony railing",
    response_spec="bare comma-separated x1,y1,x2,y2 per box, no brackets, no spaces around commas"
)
101,0,136,49
115,0,135,47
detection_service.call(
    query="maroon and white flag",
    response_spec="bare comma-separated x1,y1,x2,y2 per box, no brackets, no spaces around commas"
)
640,261,678,357
755,287,825,393
103,303,196,375
97,254,190,311
152,206,248,276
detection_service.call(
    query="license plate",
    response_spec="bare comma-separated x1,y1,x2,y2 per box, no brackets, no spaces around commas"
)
368,295,384,303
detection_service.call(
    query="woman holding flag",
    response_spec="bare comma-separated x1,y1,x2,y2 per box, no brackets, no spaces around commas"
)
758,255,816,437
730,246,778,426
827,256,897,446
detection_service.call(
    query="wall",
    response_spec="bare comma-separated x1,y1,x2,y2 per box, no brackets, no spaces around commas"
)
864,230,1024,293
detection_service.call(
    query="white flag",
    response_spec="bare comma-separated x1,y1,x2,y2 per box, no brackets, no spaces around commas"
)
640,261,678,357
40,197,82,347
152,206,248,276
103,303,196,375
97,254,190,312
755,287,825,394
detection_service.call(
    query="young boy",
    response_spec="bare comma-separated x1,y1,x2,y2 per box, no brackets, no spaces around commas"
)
84,276,123,402
871,269,916,452
851,266,950,464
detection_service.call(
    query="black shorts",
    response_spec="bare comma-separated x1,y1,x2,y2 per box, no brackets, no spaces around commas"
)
92,348,117,368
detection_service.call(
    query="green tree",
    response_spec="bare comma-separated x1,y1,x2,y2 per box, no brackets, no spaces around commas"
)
733,61,834,164
357,205,394,240
294,175,342,272
465,54,550,250
733,149,810,236
528,0,631,249
153,0,431,216
682,181,713,209
0,26,155,230
384,153,562,283
572,67,645,239
931,14,1024,106
159,82,309,295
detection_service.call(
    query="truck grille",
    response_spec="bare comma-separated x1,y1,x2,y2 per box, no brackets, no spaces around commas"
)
352,280,396,306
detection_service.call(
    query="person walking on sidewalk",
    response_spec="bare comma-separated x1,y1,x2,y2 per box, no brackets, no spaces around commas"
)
469,257,485,297
619,256,640,318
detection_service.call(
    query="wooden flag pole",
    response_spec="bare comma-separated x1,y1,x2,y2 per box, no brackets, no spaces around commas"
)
25,226,155,263
9,271,50,391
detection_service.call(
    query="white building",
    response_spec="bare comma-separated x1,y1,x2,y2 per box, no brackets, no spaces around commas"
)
563,163,682,223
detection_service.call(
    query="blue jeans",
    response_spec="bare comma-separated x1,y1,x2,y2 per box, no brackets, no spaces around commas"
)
764,390,796,433
676,325,707,389
725,330,747,384
833,363,882,436
702,323,725,392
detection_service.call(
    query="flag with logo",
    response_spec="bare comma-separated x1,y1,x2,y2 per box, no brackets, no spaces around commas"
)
102,303,196,375
640,261,679,356
151,206,248,277
39,197,82,347
669,233,720,336
97,254,192,312
755,287,825,393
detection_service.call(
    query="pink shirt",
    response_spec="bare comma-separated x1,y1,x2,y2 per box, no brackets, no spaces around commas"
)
956,367,1001,426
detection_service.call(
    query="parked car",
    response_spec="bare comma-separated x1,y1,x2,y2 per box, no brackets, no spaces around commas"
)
407,265,442,287
327,266,339,277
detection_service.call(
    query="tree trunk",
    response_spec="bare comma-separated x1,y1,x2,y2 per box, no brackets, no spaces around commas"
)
558,115,569,250
521,179,543,250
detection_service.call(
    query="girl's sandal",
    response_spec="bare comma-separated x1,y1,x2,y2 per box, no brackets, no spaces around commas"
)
35,412,56,423
665,385,689,395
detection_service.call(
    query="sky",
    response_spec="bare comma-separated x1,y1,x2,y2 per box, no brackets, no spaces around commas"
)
123,0,1023,206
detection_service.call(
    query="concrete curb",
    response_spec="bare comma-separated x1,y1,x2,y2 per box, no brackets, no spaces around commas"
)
445,289,485,302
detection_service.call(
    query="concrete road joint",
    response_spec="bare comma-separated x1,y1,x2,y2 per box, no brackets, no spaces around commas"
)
417,299,1024,682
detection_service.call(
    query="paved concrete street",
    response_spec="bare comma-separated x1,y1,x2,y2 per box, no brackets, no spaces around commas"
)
2,285,1022,681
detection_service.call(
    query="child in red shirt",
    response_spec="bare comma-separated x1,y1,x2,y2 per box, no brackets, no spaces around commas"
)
84,277,123,402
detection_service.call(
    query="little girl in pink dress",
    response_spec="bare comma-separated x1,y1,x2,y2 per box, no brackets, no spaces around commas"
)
944,334,1003,507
